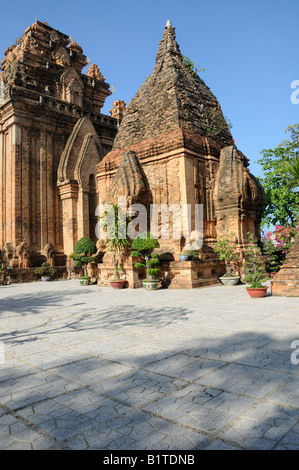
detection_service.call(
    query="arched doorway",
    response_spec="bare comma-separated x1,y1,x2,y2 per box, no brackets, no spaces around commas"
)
88,174,97,243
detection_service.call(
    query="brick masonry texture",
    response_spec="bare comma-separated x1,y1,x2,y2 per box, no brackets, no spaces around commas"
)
0,20,269,290
96,22,265,288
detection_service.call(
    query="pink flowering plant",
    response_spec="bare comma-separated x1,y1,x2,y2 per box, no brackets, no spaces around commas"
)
261,225,297,273
265,225,297,254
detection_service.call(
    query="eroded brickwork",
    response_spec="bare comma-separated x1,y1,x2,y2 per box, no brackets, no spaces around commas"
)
0,21,118,269
271,225,299,296
96,22,264,288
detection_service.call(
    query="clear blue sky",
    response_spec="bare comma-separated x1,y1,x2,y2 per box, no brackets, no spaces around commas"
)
1,0,298,183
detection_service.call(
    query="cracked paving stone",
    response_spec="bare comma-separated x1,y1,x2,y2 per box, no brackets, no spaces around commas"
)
171,385,259,416
102,345,176,367
113,412,207,450
17,398,79,426
1,279,299,450
5,440,33,450
143,353,225,382
0,372,79,410
235,349,289,368
6,339,66,358
49,357,134,386
89,369,185,407
81,428,126,450
276,423,299,449
144,393,238,435
197,363,289,398
51,389,130,416
18,349,92,370
268,377,299,407
219,403,299,449
0,358,41,382
1,420,44,448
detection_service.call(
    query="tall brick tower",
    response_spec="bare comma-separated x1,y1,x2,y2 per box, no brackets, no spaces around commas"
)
96,21,265,287
0,20,118,269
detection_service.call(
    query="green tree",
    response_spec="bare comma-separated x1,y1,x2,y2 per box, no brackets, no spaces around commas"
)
99,203,130,281
212,231,240,276
206,108,233,137
182,55,205,77
131,232,160,280
70,237,97,277
281,154,299,189
244,233,269,288
257,124,299,227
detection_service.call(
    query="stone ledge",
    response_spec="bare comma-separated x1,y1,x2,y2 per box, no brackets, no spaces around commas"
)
271,279,299,297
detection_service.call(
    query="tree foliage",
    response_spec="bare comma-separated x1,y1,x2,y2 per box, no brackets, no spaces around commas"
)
70,236,97,276
212,231,240,276
206,108,232,137
73,237,97,256
257,124,299,227
99,203,130,280
34,262,56,278
182,55,205,77
244,233,269,288
131,232,160,280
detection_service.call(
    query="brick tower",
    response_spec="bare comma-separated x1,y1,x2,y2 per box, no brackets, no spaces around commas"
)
96,21,265,288
0,20,118,270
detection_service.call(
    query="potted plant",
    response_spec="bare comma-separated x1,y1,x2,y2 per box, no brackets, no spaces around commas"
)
261,226,298,277
244,232,269,298
34,262,56,281
0,265,4,285
100,203,130,289
131,232,160,290
213,231,240,285
186,250,200,260
178,252,189,261
70,237,97,286
78,275,91,286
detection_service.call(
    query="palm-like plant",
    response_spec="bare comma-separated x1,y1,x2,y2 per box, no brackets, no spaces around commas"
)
281,155,299,190
100,203,130,281
281,155,299,226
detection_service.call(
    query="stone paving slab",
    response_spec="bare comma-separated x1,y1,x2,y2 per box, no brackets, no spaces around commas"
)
0,279,299,450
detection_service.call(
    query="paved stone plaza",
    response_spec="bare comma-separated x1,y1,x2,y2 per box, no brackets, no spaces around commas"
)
0,280,299,450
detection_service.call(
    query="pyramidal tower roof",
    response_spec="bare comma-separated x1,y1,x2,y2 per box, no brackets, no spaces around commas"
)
112,21,233,152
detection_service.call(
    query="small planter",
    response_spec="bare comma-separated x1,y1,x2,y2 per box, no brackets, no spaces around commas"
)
246,287,268,298
178,254,189,262
143,279,159,291
34,262,56,282
79,277,91,286
110,280,126,289
219,276,240,286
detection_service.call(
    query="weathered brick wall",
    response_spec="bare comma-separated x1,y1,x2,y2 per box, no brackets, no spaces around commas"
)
0,20,118,269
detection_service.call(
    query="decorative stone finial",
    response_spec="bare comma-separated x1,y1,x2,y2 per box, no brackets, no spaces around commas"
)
67,41,83,54
156,21,181,62
109,100,126,120
86,64,104,81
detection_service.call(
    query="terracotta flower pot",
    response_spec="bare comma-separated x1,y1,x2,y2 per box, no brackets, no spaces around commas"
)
110,280,126,289
246,287,268,298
